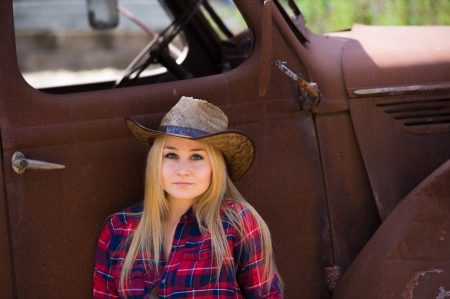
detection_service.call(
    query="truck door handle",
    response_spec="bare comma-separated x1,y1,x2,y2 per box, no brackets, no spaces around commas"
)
11,152,66,174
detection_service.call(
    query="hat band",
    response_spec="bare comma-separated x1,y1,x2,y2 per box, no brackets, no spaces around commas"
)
158,125,209,138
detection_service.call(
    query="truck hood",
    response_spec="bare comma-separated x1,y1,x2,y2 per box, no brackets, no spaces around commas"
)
333,24,450,98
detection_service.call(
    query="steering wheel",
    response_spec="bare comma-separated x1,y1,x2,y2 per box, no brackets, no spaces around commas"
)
113,0,202,88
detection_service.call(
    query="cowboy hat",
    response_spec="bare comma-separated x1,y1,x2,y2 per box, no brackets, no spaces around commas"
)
125,96,255,181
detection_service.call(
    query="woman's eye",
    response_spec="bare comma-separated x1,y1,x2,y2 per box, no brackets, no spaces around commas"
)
191,154,203,160
165,153,178,159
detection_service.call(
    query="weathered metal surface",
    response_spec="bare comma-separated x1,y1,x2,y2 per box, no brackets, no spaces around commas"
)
229,101,332,299
315,112,381,274
301,33,350,114
354,82,450,97
333,158,450,299
0,154,15,299
349,94,450,220
341,24,450,98
325,265,341,291
258,0,272,97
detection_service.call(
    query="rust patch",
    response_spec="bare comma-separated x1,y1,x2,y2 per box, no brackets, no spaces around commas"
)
325,265,341,291
402,269,444,299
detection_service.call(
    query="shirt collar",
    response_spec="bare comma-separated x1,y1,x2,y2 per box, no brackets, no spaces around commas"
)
179,207,195,222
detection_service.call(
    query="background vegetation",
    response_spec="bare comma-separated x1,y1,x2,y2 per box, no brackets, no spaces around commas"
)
281,0,450,33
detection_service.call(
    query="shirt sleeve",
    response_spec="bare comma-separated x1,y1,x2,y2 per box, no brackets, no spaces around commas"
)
93,218,119,299
232,205,282,299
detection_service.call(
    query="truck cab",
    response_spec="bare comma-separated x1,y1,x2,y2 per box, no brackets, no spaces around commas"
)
1,0,450,298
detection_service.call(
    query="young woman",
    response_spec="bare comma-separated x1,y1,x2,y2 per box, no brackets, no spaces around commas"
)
93,96,282,298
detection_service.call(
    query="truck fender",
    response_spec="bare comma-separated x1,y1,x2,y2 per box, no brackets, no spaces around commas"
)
333,158,450,299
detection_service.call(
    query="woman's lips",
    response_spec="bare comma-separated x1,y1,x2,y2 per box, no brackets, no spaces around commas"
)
174,182,193,187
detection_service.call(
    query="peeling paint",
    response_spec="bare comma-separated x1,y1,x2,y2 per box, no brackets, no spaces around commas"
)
436,287,450,299
402,269,444,299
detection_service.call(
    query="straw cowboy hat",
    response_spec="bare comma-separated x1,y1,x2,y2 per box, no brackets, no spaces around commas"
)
125,96,255,181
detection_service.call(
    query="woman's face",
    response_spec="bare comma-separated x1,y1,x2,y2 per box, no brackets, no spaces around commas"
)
162,136,212,204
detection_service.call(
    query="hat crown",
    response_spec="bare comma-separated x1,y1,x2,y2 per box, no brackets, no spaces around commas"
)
159,97,228,134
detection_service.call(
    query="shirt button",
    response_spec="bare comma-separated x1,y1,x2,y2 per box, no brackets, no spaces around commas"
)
172,245,177,250
183,215,189,220
161,279,166,284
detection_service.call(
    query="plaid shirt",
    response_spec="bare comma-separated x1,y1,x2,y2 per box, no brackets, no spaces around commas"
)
93,200,282,299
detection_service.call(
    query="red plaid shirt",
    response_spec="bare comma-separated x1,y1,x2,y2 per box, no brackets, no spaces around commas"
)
93,200,282,299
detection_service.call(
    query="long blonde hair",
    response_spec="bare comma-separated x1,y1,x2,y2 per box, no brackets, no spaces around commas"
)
119,135,281,293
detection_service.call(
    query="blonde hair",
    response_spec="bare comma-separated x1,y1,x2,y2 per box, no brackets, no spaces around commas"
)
119,135,281,294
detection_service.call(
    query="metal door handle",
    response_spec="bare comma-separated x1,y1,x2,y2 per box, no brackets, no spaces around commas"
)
12,152,65,174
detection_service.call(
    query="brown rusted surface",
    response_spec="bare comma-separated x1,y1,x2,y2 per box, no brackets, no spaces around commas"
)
333,158,450,299
316,112,381,274
229,101,332,299
268,3,349,114
303,32,350,114
258,0,272,97
349,94,450,220
325,265,341,291
341,24,450,98
0,157,15,299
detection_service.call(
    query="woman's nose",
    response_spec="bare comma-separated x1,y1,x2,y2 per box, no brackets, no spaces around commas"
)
176,158,190,176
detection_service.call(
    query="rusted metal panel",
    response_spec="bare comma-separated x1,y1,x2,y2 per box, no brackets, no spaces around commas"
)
260,0,349,114
0,151,15,299
4,142,147,298
228,100,332,299
342,25,450,98
315,112,380,274
258,0,272,97
302,33,349,114
333,158,450,299
349,94,450,220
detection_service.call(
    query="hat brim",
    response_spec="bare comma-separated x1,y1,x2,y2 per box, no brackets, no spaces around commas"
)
125,117,255,181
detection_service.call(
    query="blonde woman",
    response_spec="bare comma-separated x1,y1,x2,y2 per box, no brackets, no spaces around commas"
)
93,97,282,298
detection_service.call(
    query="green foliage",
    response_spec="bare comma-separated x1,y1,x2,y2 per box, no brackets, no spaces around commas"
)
283,0,450,33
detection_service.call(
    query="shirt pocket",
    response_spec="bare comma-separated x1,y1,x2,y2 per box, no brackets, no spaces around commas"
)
175,249,218,288
113,266,149,297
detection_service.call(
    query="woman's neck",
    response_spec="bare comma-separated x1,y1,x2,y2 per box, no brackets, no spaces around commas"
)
167,197,193,225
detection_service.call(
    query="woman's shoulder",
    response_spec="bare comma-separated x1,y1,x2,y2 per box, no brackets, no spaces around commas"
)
106,202,144,232
221,200,258,227
223,199,251,216
221,199,261,242
97,202,143,252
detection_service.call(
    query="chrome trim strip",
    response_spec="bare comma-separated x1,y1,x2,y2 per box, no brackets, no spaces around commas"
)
354,83,450,96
